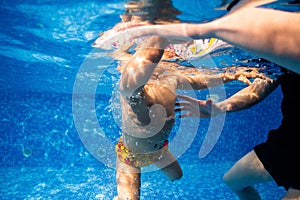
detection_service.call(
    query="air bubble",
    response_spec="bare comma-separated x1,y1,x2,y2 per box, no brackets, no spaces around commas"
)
96,147,106,158
22,147,32,157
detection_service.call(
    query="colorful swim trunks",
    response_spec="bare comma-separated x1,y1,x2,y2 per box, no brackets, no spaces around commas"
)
115,137,169,167
166,38,231,60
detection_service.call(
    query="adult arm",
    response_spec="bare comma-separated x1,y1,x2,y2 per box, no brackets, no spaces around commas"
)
113,0,300,73
176,77,279,118
175,66,265,90
207,6,300,74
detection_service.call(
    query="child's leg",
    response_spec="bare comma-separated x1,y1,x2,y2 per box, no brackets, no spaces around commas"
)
115,158,141,200
155,150,183,181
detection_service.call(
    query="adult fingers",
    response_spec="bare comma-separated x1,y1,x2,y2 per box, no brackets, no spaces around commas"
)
177,94,197,102
175,101,191,107
178,113,191,118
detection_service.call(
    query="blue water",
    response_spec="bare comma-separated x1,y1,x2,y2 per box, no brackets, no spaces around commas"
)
0,0,287,199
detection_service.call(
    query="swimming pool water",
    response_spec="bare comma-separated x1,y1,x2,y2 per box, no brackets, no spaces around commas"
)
0,162,285,199
0,0,289,199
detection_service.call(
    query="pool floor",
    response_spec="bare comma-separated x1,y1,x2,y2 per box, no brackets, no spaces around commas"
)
0,161,285,200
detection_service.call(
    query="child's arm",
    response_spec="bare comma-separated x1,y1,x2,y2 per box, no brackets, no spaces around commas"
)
119,36,169,98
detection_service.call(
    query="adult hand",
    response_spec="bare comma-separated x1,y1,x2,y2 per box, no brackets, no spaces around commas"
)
175,94,224,118
93,23,194,50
